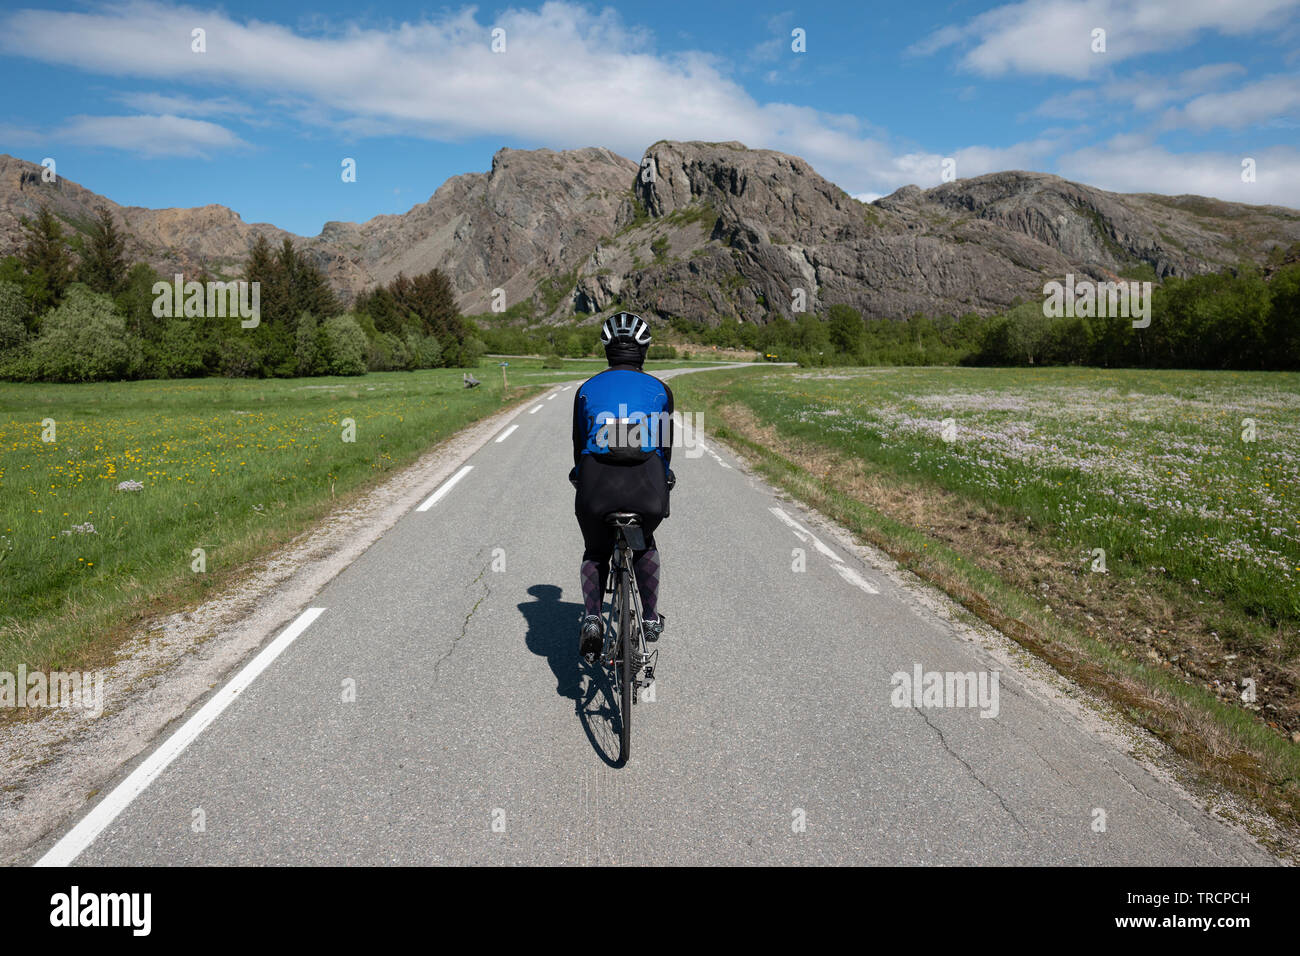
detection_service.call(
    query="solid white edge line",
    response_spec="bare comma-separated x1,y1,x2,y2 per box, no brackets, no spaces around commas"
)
529,404,543,414
34,606,327,867
494,424,519,444
769,506,841,562
416,464,473,511
768,506,878,591
833,563,881,595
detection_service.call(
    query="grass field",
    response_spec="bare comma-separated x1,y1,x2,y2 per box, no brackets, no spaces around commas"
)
673,364,1300,825
692,366,1298,624
0,366,548,677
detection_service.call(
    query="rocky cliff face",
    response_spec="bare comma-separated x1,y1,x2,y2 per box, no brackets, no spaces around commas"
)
3,142,1297,326
568,141,1300,325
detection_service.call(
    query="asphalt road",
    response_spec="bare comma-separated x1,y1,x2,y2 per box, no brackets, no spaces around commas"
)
36,371,1274,865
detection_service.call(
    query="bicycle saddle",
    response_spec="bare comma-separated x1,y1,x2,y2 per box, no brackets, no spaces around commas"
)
604,511,642,526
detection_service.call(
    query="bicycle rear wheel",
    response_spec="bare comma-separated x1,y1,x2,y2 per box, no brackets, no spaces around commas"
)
617,565,633,763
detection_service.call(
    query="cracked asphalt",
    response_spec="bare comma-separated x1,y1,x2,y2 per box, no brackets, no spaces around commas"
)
45,374,1277,865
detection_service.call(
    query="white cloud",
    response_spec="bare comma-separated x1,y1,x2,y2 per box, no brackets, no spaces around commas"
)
1160,74,1300,129
114,92,252,116
1032,62,1249,121
911,0,1299,79
1057,139,1300,206
55,114,250,157
0,1,890,186
1,2,1294,207
852,192,883,203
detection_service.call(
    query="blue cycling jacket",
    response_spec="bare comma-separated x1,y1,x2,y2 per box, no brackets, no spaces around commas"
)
572,366,674,470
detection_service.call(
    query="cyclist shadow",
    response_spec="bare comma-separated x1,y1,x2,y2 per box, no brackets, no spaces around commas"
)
519,584,624,767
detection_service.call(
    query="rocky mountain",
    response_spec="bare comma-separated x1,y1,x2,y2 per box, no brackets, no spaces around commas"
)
0,153,295,284
3,142,1298,327
0,147,635,313
569,141,1300,325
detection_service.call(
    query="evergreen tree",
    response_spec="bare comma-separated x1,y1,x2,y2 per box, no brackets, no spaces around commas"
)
18,206,75,311
78,206,128,294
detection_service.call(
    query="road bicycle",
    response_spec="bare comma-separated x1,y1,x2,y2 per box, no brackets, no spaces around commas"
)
602,511,656,763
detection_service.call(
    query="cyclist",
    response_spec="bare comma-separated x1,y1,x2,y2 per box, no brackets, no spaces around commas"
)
569,311,676,660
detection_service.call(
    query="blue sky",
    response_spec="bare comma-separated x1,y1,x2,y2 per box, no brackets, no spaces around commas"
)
2,0,1298,236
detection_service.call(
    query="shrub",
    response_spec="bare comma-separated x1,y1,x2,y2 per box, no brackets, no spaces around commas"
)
218,335,260,378
320,314,369,375
405,330,442,369
153,320,206,378
28,286,134,382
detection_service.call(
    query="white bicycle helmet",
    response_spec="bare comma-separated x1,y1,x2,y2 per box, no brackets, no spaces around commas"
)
600,311,651,346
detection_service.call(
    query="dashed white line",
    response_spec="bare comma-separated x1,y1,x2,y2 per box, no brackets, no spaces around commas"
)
35,607,328,866
547,393,557,401
529,404,543,414
417,465,473,511
495,424,519,443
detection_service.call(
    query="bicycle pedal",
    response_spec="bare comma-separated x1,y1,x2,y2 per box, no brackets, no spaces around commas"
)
643,666,655,682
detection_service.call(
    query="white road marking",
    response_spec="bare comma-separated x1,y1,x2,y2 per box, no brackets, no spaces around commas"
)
494,425,519,444
680,415,730,468
35,607,327,867
417,465,473,511
769,507,842,561
832,562,881,595
547,393,557,401
699,441,731,469
529,404,543,414
769,506,880,594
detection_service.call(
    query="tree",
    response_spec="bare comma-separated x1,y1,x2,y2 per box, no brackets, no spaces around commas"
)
78,206,128,294
115,263,166,340
1266,264,1300,369
1002,302,1051,365
354,267,468,366
295,312,322,375
0,281,31,351
826,304,865,357
18,206,75,311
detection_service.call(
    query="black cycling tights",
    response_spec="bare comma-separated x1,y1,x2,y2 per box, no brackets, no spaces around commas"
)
580,548,660,622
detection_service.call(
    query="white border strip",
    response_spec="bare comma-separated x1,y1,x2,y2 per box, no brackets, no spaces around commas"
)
769,507,881,594
35,607,327,867
494,424,519,444
769,507,842,562
416,465,473,512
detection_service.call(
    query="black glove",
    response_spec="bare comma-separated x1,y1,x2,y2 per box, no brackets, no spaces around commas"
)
666,469,676,491
568,466,578,488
